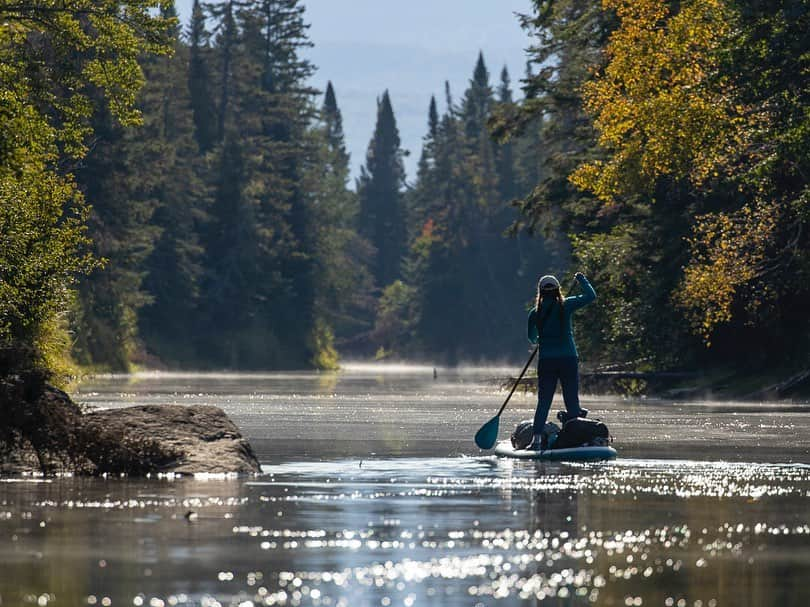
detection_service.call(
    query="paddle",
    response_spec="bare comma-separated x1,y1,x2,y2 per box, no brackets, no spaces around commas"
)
474,345,538,449
474,277,580,450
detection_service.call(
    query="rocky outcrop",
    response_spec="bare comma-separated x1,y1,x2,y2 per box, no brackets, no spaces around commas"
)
83,405,260,474
1,382,260,475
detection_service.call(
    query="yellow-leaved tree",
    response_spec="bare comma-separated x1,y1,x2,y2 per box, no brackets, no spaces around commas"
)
570,0,798,344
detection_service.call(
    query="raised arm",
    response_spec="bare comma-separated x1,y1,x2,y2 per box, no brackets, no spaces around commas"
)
565,272,596,312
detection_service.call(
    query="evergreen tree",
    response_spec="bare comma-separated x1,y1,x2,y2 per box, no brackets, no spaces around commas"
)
462,52,493,141
357,91,407,290
407,95,440,241
211,0,237,143
195,0,323,368
428,95,439,142
72,102,163,370
495,66,517,202
311,83,375,355
393,53,560,363
200,133,266,367
322,82,350,170
254,0,321,367
414,96,439,184
444,80,454,115
139,6,210,364
188,0,218,153
404,98,463,360
458,54,525,357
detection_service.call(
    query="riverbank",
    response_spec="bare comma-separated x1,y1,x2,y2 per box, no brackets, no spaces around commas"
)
501,364,810,401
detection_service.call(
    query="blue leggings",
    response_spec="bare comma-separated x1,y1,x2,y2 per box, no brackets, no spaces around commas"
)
533,356,582,431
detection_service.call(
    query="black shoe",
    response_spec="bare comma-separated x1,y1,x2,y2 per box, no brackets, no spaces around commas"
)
557,408,589,424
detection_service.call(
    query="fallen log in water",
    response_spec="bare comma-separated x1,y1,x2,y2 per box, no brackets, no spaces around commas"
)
746,368,810,400
499,371,700,395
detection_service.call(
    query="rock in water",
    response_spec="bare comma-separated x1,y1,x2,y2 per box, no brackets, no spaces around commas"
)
84,405,261,474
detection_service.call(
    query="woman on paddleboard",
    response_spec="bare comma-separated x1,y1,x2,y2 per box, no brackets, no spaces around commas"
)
526,272,596,450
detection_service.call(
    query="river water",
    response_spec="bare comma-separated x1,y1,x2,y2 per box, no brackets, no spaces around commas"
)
2,364,810,607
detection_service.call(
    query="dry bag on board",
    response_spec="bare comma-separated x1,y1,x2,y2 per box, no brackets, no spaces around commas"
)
553,418,610,449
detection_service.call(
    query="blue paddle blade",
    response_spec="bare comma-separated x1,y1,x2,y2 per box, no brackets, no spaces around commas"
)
474,415,500,450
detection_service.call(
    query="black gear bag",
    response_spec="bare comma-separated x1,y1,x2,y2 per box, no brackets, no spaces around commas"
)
553,418,610,449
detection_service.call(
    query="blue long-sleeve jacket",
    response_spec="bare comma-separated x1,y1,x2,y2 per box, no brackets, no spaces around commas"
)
527,275,596,359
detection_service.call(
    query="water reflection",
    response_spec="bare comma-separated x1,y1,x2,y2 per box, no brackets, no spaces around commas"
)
4,455,807,606
240,457,810,606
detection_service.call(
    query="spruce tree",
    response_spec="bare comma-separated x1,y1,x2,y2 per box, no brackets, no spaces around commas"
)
428,95,439,142
457,53,511,355
188,0,218,153
200,132,266,368
401,80,468,361
72,103,161,370
211,0,237,142
462,52,493,141
356,90,407,290
254,0,320,367
311,82,374,354
139,5,210,364
323,82,350,171
198,0,280,368
407,95,440,242
396,53,559,363
495,66,517,202
196,0,323,368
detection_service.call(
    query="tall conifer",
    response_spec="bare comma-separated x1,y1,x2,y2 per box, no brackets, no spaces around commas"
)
188,0,217,152
312,83,374,355
140,6,210,363
73,97,161,369
195,0,322,368
496,66,517,201
212,0,237,142
357,91,407,290
254,0,319,367
408,95,440,237
323,81,349,171
462,52,493,141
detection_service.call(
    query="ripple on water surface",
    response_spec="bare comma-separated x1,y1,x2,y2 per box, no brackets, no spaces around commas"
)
5,369,810,605
2,456,810,606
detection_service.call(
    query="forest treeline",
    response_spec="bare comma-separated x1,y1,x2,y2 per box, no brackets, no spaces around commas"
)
74,0,558,369
1,0,808,383
1,0,558,374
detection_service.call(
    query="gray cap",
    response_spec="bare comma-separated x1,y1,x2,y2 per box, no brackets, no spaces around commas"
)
538,275,560,291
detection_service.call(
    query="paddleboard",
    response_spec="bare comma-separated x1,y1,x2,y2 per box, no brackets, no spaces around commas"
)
494,440,617,461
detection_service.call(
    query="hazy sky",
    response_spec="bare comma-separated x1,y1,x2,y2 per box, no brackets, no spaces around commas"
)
174,0,534,182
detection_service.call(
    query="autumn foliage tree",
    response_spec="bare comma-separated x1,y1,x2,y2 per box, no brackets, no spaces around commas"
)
571,0,810,354
500,0,808,378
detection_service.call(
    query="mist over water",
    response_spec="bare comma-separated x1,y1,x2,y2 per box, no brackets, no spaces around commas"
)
2,365,810,606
